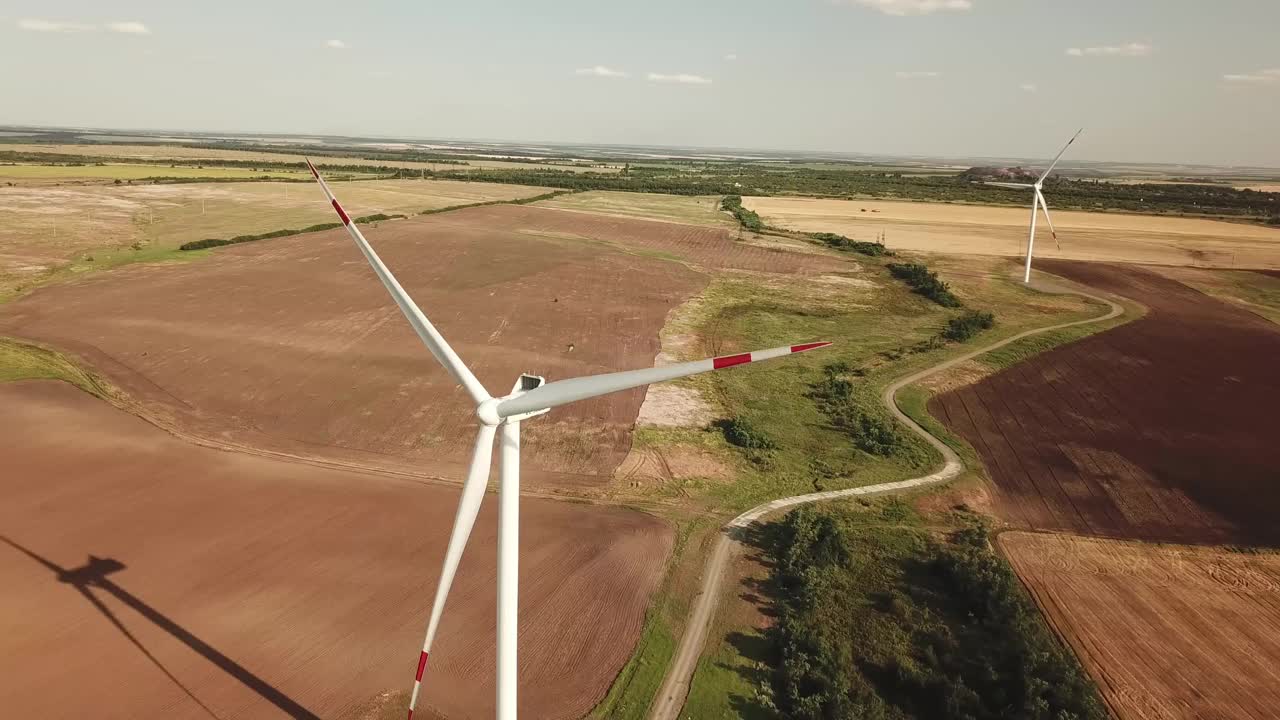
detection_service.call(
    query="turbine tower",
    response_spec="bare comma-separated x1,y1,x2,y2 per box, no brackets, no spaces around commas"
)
985,129,1082,283
304,160,830,720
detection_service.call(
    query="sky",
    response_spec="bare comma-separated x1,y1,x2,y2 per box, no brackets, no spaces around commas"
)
2,0,1279,167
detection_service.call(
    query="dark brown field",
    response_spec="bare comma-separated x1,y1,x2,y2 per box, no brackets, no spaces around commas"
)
930,261,1280,545
0,380,672,720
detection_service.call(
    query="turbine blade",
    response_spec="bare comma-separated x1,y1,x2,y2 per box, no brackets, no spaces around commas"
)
1036,190,1060,250
305,159,490,406
1037,128,1083,183
984,181,1035,189
496,341,832,418
406,423,497,720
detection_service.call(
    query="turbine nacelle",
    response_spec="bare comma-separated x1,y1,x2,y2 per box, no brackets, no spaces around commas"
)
478,375,551,425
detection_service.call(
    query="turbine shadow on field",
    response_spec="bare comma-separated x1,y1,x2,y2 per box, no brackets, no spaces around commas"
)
0,535,320,720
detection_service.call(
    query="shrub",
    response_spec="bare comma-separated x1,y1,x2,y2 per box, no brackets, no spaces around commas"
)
942,310,996,342
721,194,765,231
886,262,961,307
811,366,901,456
807,232,890,257
720,416,776,450
352,212,407,224
178,222,343,251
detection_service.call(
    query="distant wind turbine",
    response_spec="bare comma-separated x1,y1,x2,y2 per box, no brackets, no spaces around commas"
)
304,160,830,720
984,129,1082,283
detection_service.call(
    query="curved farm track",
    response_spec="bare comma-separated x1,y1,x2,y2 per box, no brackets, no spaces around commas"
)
930,261,1280,720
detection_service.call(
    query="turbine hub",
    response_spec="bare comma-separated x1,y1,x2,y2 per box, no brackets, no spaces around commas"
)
476,398,503,427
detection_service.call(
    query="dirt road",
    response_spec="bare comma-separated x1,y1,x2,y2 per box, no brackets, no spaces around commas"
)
647,285,1124,720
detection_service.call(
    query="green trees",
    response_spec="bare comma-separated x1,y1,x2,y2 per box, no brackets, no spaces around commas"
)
763,509,1108,720
886,262,962,307
721,195,765,231
807,232,891,257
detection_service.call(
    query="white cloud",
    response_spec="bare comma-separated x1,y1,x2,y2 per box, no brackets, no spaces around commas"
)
18,18,94,32
575,65,628,78
106,21,149,34
840,0,972,16
1020,82,1038,92
724,53,738,61
1223,68,1280,84
895,70,941,79
1066,42,1152,58
325,39,348,49
647,72,713,85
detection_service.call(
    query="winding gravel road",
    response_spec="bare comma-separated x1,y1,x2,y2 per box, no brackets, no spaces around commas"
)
647,286,1123,720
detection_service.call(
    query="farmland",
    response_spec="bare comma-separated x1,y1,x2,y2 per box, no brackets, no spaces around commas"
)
5,132,1279,720
533,191,735,228
0,162,307,183
1150,265,1280,325
0,203,859,495
0,380,671,720
1,178,1115,719
929,262,1280,545
1,142,623,173
1000,532,1280,720
0,206,726,489
744,196,1280,269
0,179,554,299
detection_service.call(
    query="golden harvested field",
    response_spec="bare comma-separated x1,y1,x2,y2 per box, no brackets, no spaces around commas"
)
0,179,552,298
534,191,734,228
2,143,620,173
744,196,1280,269
1000,532,1280,720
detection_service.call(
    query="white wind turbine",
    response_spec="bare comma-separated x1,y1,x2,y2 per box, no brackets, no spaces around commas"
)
985,129,1082,283
304,160,830,720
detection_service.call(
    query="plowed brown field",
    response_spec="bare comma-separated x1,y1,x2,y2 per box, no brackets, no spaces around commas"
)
0,380,672,720
1000,532,1280,720
454,204,848,274
930,262,1280,545
2,205,837,490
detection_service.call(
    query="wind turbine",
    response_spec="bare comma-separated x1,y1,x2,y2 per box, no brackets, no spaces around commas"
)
303,160,830,720
985,129,1082,283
